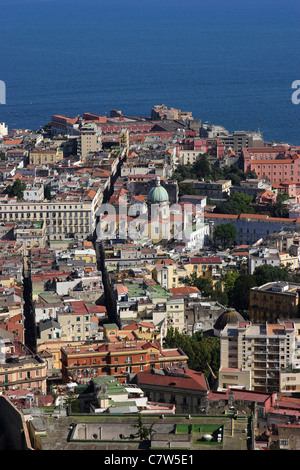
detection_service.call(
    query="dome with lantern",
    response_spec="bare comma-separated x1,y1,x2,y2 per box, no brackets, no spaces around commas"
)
147,176,169,203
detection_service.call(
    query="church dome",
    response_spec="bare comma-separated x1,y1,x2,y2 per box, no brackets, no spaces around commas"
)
147,177,169,203
214,309,244,331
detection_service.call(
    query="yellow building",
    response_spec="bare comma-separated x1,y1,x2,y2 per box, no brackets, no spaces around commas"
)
184,256,223,279
250,281,300,324
29,148,63,165
72,249,96,265
166,297,185,333
119,129,130,157
279,252,299,271
0,276,14,288
151,259,187,290
123,321,161,343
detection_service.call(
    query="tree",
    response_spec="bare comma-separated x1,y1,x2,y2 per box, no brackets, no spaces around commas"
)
163,327,220,378
64,393,80,413
172,163,194,182
133,415,156,440
245,170,257,179
222,270,240,295
178,182,198,198
44,185,52,200
193,153,211,179
184,273,214,297
228,274,257,312
214,192,254,215
253,264,289,286
4,178,26,200
272,200,289,218
214,223,237,248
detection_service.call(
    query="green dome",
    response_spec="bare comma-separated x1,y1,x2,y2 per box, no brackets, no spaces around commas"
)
148,177,169,203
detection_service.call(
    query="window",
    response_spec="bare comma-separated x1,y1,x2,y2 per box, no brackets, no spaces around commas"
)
280,439,289,447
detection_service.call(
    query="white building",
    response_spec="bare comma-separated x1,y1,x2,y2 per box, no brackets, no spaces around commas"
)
219,320,297,393
23,185,44,202
248,246,281,275
0,122,8,137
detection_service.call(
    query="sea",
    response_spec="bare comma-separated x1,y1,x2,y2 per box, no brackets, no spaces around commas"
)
0,0,300,144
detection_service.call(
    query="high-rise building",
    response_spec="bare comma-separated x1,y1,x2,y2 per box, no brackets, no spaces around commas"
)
78,123,102,163
219,320,297,393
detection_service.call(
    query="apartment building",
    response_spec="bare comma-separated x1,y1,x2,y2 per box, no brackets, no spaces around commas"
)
204,212,300,246
184,256,223,279
51,114,80,136
250,281,300,324
78,124,102,163
0,189,103,241
182,179,232,200
243,146,300,186
151,259,187,290
248,247,281,275
60,340,188,384
23,185,44,202
165,297,185,333
14,220,46,250
220,131,264,156
0,339,47,394
177,139,208,165
29,148,64,165
219,321,297,393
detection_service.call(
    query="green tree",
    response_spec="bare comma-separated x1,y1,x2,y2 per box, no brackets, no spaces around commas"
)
44,185,52,200
4,178,26,200
193,153,211,179
178,182,198,198
64,393,80,413
172,163,194,182
163,327,220,378
228,274,257,312
272,200,289,218
222,270,240,295
133,415,156,440
245,170,258,179
184,273,214,297
215,192,254,215
253,264,289,286
214,223,237,248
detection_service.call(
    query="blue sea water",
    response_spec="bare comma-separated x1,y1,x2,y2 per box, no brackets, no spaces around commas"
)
0,0,300,144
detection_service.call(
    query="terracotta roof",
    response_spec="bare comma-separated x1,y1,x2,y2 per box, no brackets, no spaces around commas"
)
190,256,222,264
137,368,208,391
170,286,200,295
204,212,238,219
207,388,272,404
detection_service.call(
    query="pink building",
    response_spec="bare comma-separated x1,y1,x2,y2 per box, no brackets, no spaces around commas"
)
243,147,300,190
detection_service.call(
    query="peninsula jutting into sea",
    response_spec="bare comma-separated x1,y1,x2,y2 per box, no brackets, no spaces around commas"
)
0,103,300,452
